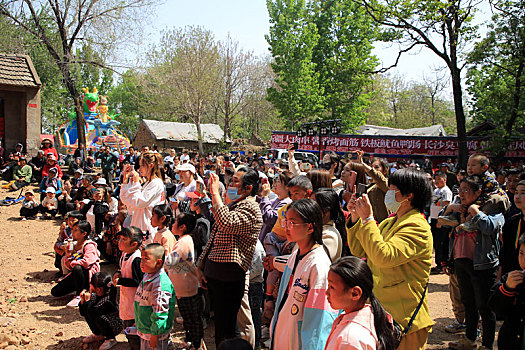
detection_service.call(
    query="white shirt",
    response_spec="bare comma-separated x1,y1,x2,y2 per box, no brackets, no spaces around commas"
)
430,185,452,219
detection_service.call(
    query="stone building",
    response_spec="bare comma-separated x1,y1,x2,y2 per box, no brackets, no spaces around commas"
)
0,54,42,154
133,119,230,152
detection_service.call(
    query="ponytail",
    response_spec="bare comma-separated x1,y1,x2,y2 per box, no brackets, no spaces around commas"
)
369,293,397,350
90,271,118,304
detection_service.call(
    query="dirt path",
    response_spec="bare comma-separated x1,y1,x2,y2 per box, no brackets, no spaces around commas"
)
0,185,494,349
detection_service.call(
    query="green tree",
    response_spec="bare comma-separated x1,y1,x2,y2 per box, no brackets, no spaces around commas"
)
311,0,378,130
266,0,325,130
109,70,146,138
467,0,525,164
354,0,481,168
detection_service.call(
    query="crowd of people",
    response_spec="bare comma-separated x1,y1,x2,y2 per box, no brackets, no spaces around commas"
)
1,137,525,350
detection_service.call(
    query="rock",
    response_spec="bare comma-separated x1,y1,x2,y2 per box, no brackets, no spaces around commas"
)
20,337,30,345
55,331,63,337
25,257,31,260
6,335,17,345
18,297,27,302
0,317,15,327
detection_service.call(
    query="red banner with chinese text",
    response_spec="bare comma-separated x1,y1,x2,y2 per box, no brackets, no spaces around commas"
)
271,131,525,158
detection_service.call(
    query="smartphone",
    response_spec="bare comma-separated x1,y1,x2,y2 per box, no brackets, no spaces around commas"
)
168,197,177,203
196,182,204,196
293,142,299,150
356,183,367,197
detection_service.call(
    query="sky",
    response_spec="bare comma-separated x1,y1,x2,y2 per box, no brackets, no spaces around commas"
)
147,0,493,89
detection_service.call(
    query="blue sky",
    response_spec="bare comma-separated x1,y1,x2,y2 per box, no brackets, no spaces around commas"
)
148,0,492,85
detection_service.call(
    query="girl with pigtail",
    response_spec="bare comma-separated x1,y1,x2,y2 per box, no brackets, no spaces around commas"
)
151,203,177,254
270,199,338,350
120,151,166,247
325,256,397,350
79,271,123,350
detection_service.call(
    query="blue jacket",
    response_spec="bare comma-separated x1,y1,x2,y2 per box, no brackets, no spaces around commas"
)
449,211,504,270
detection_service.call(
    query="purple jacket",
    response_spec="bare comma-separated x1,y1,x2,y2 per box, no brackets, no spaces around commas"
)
257,195,291,242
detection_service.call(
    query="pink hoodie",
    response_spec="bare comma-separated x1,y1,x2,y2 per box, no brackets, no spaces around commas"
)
325,305,378,350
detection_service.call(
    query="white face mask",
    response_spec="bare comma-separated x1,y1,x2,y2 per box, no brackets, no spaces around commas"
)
384,189,405,213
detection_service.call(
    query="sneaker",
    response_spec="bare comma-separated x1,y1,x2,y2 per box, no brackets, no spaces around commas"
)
66,295,81,307
21,217,27,221
438,214,459,227
99,339,117,350
445,320,466,334
448,336,477,350
176,316,184,324
458,220,477,232
82,334,104,343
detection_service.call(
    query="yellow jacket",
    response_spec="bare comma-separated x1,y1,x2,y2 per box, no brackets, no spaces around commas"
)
346,209,434,334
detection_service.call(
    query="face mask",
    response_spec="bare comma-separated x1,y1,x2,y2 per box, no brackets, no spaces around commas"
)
227,186,241,201
384,190,404,213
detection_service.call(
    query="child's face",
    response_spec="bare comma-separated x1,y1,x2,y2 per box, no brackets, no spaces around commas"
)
519,244,525,271
283,208,312,244
514,184,525,211
151,212,163,228
288,186,310,201
327,270,358,312
25,193,34,201
72,226,87,241
434,175,446,188
46,192,55,199
118,235,138,254
467,157,487,176
140,249,162,274
90,284,105,297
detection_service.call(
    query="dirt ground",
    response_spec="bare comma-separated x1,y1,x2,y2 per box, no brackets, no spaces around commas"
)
0,185,497,349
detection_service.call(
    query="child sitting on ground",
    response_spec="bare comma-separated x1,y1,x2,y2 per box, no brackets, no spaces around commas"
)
165,212,202,350
39,167,62,200
488,234,525,349
79,271,123,350
135,243,176,350
53,211,83,275
51,220,100,308
39,187,58,218
112,227,144,350
20,189,39,220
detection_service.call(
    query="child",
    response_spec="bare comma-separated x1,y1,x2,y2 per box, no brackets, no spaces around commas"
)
20,189,39,220
325,256,397,350
113,227,144,350
103,209,128,263
82,187,110,240
39,167,62,200
53,211,83,275
39,187,59,218
165,213,203,349
429,171,452,274
79,271,123,350
488,234,525,349
135,243,176,350
270,199,338,349
151,204,177,254
51,220,100,308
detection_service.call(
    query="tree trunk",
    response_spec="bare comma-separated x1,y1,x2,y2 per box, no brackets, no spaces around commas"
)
195,117,204,154
62,66,86,148
451,67,467,169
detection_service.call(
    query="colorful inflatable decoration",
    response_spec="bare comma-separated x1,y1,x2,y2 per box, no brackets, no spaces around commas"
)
57,87,130,150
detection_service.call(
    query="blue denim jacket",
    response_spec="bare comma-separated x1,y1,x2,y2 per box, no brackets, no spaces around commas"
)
450,211,504,270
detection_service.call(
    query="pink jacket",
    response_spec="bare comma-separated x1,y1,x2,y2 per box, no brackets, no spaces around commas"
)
325,305,378,350
66,240,100,280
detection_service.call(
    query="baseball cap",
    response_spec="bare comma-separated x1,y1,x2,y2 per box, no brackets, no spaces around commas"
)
176,163,196,174
45,187,56,193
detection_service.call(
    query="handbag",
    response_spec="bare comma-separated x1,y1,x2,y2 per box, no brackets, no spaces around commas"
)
393,283,428,347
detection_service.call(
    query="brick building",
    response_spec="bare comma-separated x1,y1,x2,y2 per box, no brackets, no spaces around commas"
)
133,119,230,152
0,54,41,154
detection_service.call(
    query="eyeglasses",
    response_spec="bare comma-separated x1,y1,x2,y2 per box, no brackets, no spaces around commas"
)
281,219,309,229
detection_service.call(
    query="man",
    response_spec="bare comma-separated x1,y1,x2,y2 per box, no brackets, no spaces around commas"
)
180,150,190,164
29,150,46,183
95,146,117,188
506,168,523,220
73,143,85,166
440,163,458,189
195,168,262,347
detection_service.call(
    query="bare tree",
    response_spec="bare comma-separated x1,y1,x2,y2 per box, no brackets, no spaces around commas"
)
0,0,159,146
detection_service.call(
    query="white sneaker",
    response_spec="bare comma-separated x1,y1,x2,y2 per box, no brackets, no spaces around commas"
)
66,295,81,307
99,339,117,350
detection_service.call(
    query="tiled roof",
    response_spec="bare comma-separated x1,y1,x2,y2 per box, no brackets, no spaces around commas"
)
0,54,41,88
141,119,230,144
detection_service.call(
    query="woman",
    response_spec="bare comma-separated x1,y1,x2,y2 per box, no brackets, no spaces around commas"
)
312,188,345,261
346,168,433,350
306,169,332,192
346,150,390,223
270,199,338,349
443,176,503,350
170,162,196,215
40,138,59,160
257,171,293,242
120,151,165,246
